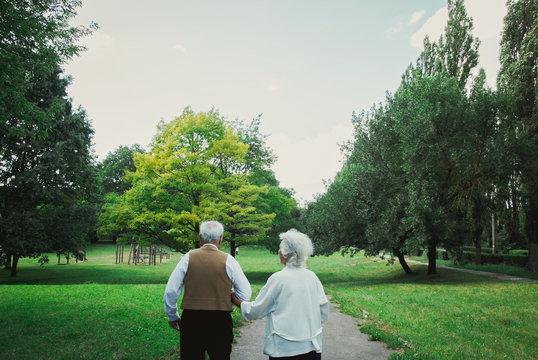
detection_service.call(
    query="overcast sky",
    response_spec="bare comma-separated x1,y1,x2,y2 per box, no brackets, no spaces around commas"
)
64,0,508,204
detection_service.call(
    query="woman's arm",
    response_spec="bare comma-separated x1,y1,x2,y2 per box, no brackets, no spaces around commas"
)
233,277,279,321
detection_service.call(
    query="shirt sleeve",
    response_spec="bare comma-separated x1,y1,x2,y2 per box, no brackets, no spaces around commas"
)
240,275,278,321
226,255,252,301
320,302,329,323
317,275,329,323
163,252,189,322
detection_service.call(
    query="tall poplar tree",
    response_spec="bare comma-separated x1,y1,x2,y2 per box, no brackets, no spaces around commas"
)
497,0,538,272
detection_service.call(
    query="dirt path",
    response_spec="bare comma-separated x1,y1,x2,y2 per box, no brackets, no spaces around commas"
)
406,259,538,283
231,302,394,360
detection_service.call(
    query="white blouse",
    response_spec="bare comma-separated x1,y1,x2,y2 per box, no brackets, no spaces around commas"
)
240,265,329,357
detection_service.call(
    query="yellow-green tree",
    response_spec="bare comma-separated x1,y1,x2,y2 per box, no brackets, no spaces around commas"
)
99,107,274,254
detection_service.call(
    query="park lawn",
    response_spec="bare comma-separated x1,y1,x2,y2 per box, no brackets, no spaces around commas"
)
1,244,537,360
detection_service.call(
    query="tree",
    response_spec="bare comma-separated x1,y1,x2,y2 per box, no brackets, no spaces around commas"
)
98,108,275,254
349,106,416,273
0,67,96,276
0,0,97,276
0,0,95,146
234,117,300,254
98,144,146,195
497,0,538,272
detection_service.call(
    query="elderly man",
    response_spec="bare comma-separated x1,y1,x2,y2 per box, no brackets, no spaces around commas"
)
163,220,251,360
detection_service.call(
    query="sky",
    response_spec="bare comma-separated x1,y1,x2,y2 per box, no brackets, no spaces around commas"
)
63,0,508,204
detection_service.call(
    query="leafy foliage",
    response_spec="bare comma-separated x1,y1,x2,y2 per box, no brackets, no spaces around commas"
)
98,108,286,254
497,0,538,272
0,1,96,276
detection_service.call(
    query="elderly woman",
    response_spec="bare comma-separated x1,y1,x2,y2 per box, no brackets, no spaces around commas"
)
231,229,329,360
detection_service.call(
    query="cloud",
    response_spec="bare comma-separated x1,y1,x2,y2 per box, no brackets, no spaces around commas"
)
267,121,354,203
386,9,427,38
265,79,281,92
173,44,187,53
386,25,401,38
410,6,447,49
408,10,426,25
410,1,506,50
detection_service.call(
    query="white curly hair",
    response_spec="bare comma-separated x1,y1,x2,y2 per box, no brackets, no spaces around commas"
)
199,220,224,243
279,229,314,268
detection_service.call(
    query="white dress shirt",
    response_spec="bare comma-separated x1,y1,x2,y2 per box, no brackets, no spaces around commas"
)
163,244,252,321
240,265,329,357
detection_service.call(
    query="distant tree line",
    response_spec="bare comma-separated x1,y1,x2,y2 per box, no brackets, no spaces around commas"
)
301,0,538,274
0,0,300,276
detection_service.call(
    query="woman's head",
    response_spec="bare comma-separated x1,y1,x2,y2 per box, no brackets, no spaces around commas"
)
279,229,314,268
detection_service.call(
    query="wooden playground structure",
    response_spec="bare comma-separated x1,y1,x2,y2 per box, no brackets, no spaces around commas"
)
115,242,170,265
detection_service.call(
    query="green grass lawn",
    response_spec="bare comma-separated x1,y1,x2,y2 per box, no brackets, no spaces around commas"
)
1,244,537,359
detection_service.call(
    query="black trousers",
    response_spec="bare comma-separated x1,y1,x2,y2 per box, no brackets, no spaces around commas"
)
179,309,233,360
269,351,321,360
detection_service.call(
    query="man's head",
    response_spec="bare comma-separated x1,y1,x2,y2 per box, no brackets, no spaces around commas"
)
199,220,224,246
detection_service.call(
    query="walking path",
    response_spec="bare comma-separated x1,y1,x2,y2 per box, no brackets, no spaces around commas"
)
231,301,394,360
232,261,536,360
406,259,538,283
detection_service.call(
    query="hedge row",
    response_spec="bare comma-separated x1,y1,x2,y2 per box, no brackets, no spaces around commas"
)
461,251,527,266
435,249,527,266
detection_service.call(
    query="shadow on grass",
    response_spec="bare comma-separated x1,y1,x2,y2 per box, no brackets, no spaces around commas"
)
317,267,512,288
0,266,172,285
1,262,513,287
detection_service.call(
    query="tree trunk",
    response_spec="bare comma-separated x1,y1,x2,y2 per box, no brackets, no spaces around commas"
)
10,255,19,277
4,253,12,270
230,240,236,258
194,223,200,249
525,200,538,273
474,237,482,265
427,244,437,275
470,196,484,265
394,249,412,274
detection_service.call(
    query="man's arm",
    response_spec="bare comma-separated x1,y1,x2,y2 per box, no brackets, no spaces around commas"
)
226,255,252,301
163,253,189,326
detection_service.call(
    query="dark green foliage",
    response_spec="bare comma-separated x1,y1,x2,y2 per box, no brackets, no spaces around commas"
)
0,1,97,276
0,0,96,145
300,0,538,275
234,117,300,253
460,252,528,267
497,0,538,272
97,144,146,195
0,66,97,276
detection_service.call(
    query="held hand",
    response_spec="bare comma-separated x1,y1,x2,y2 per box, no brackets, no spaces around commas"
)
231,290,242,308
168,319,180,331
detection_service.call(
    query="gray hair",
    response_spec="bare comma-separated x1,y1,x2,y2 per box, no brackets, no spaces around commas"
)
199,220,224,243
279,229,314,268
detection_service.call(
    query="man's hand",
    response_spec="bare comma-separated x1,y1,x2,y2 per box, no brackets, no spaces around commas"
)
168,319,180,331
231,290,242,308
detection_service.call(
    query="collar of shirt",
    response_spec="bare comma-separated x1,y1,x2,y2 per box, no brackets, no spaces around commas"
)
202,243,218,249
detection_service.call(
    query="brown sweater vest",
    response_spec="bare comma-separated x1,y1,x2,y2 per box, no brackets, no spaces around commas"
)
180,245,233,311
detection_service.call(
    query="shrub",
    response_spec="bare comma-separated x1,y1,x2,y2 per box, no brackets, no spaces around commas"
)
461,251,527,266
